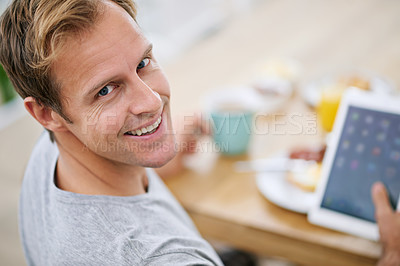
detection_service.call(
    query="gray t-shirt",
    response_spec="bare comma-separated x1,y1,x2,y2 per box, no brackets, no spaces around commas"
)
19,131,223,266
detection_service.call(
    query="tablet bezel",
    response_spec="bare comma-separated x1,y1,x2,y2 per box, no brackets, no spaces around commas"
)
308,88,400,241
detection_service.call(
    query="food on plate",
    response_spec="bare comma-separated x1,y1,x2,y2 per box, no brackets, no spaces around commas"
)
287,145,326,192
287,163,322,192
289,145,326,163
321,75,370,93
337,76,370,91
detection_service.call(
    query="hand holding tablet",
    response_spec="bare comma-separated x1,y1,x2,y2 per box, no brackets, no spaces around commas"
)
372,182,400,264
308,88,400,241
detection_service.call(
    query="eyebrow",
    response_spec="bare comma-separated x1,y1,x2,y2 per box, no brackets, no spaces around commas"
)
85,43,153,98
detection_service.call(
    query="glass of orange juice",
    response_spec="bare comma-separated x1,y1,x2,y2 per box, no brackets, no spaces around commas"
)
317,84,346,132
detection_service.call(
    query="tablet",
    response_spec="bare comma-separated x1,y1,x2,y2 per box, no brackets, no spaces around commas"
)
308,88,400,241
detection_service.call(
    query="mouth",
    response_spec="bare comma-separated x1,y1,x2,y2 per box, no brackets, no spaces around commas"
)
124,116,162,137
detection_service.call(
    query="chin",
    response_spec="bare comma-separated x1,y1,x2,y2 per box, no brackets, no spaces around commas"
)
136,137,177,168
141,148,177,168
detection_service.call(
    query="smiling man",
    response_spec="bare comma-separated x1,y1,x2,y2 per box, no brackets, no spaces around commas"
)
2,1,400,266
0,0,222,265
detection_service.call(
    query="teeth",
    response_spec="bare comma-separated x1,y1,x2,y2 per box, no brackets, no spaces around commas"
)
126,116,162,136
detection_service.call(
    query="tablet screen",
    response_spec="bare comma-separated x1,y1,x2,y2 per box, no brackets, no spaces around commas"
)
321,106,400,222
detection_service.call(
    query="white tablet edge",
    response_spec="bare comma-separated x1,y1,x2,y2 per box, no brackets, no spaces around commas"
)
308,88,400,241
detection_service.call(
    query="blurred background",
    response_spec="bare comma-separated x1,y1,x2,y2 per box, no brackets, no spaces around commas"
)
1,0,400,265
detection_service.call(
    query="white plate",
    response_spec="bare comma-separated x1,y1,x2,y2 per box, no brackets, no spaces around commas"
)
255,170,316,214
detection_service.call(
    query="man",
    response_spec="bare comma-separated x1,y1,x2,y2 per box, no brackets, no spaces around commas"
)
0,0,222,265
0,0,398,265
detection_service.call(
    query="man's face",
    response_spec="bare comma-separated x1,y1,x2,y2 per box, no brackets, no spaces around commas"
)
51,1,176,168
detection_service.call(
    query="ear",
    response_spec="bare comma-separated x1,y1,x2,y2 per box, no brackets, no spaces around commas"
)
24,97,68,132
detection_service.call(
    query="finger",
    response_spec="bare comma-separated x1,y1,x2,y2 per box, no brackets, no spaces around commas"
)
191,113,212,136
200,118,212,136
187,139,198,153
372,182,393,221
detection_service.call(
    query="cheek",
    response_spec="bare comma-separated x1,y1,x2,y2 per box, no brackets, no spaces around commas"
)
95,111,123,135
86,102,105,124
103,112,123,134
81,104,123,136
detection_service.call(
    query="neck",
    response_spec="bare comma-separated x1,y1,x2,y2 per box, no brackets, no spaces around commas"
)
54,132,148,196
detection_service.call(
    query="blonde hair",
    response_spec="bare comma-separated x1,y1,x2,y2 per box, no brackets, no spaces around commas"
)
0,0,136,139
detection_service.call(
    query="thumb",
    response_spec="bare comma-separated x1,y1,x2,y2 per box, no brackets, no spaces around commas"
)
372,182,393,223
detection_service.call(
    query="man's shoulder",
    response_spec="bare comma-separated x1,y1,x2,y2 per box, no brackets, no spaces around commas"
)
36,198,221,265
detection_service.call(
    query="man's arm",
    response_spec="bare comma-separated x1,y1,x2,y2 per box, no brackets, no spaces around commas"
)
371,182,400,266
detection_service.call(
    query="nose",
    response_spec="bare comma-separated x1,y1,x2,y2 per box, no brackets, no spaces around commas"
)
126,79,162,116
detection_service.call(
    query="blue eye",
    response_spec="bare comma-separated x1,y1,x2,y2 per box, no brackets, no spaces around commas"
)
98,85,114,97
137,58,150,70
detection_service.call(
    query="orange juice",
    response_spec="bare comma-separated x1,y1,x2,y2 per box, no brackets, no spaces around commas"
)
318,85,345,131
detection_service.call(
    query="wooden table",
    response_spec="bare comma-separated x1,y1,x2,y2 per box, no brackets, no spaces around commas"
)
163,0,400,265
165,96,381,266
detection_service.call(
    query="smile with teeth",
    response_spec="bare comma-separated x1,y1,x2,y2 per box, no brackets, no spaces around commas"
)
125,117,162,136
